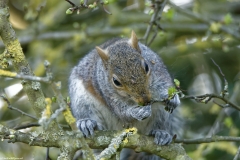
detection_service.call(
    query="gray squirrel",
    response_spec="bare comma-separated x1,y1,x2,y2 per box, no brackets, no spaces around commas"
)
69,31,180,159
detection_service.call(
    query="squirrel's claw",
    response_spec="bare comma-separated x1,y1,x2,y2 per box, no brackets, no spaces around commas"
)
165,94,180,113
76,119,103,137
150,129,172,145
130,105,152,121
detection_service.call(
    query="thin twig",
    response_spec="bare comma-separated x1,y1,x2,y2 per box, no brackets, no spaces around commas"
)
46,148,51,160
42,61,95,159
65,0,75,6
14,74,50,83
0,70,51,83
99,1,112,15
233,145,240,160
211,58,226,81
43,61,67,127
0,95,38,120
13,122,69,130
206,109,226,136
213,100,228,108
175,136,240,144
211,58,228,97
182,94,240,111
65,0,111,14
65,0,88,12
13,123,40,130
83,0,88,6
143,0,167,45
147,27,158,46
168,1,240,40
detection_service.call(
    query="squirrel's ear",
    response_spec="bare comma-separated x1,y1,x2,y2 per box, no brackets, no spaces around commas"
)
96,46,109,62
129,30,141,53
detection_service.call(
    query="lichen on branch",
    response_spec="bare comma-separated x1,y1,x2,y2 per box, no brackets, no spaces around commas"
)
0,1,46,118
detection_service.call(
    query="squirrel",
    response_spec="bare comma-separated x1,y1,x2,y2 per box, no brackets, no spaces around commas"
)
69,31,180,159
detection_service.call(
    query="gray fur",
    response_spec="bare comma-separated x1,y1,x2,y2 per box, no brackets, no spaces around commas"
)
69,38,180,160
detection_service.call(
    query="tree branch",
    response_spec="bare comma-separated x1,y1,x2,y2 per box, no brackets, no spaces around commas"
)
168,1,240,40
0,69,51,83
13,123,40,130
143,0,168,45
0,124,191,160
0,23,209,49
233,145,240,160
210,58,228,97
96,128,135,159
0,95,38,120
182,93,240,111
175,136,240,144
0,0,46,118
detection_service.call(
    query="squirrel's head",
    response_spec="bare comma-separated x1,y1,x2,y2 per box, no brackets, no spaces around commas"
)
96,31,152,106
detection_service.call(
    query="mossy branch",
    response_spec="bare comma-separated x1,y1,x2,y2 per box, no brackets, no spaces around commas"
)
0,0,46,118
0,124,191,160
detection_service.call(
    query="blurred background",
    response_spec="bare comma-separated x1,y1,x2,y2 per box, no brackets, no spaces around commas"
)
0,0,240,159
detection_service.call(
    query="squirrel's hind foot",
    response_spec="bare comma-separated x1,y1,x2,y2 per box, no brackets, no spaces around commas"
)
150,129,172,145
76,119,103,137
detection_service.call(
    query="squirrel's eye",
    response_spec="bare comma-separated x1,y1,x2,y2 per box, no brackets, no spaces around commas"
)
144,61,149,74
112,77,122,87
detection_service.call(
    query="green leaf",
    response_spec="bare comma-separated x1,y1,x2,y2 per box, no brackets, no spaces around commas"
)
168,87,177,100
88,2,97,9
66,97,70,104
148,9,154,16
103,0,109,5
224,117,233,128
66,8,73,15
174,79,180,87
210,22,222,33
223,13,233,25
163,8,175,21
145,2,151,7
51,97,57,103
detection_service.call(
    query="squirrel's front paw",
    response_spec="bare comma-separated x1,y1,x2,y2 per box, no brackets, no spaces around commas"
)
150,130,172,145
130,105,152,121
76,119,103,137
165,94,180,113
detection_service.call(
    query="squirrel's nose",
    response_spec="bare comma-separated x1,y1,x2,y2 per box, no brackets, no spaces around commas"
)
137,93,151,106
138,101,151,106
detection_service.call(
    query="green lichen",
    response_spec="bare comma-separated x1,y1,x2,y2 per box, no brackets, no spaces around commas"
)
6,39,25,64
32,82,41,91
0,69,17,77
63,106,76,125
0,50,9,68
